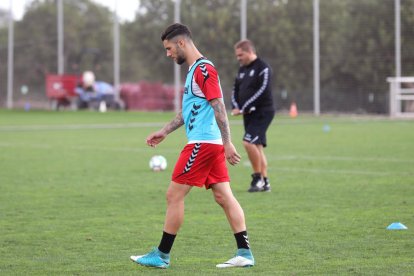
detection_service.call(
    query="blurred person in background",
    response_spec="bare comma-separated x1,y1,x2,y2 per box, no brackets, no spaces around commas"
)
231,39,275,193
75,71,118,110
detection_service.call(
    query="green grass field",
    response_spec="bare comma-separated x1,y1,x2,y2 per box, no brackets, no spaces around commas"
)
1,110,413,275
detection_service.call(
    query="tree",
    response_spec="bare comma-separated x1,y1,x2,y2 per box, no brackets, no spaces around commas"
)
122,0,174,83
2,0,115,102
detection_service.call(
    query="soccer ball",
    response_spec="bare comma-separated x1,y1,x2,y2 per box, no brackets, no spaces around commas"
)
149,155,167,172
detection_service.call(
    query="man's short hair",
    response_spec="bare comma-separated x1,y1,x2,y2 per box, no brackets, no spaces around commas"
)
161,23,192,41
234,39,256,53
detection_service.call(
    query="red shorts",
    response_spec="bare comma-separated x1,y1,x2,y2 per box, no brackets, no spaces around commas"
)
172,143,230,189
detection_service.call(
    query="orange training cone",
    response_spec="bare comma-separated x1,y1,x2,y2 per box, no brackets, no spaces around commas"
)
289,102,298,118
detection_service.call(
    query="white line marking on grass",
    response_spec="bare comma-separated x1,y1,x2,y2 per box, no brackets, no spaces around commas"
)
268,155,414,164
242,160,413,176
68,145,179,153
271,167,413,176
0,122,166,132
0,142,51,149
0,142,179,153
0,114,410,132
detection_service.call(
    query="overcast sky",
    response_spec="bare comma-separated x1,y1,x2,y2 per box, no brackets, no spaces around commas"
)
0,0,139,21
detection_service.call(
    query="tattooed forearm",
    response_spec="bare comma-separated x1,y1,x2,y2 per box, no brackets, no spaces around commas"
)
210,98,231,144
163,111,184,134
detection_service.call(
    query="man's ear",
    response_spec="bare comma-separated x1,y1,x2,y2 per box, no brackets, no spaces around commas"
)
177,39,185,48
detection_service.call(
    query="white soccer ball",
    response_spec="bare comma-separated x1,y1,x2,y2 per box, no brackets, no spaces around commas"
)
149,155,167,172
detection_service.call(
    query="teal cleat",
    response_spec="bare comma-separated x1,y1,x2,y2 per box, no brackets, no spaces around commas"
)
130,247,170,269
216,248,255,268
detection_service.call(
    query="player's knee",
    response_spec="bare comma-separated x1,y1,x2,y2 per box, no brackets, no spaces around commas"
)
165,189,181,205
214,192,226,207
214,192,236,208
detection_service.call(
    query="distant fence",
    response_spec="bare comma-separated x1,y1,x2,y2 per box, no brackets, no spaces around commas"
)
2,0,414,115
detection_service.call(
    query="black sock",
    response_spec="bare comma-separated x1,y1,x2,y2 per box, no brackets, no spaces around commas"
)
263,177,269,185
158,231,176,254
234,231,250,249
252,172,261,178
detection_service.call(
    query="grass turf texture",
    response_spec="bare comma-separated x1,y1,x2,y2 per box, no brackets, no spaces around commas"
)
0,110,413,275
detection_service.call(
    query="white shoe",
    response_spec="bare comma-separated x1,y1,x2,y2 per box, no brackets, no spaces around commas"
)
216,255,254,268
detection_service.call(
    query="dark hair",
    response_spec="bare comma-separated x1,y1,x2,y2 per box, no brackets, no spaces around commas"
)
234,39,256,53
161,23,192,41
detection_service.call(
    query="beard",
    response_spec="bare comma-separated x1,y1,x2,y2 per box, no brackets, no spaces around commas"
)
176,55,185,65
175,46,186,65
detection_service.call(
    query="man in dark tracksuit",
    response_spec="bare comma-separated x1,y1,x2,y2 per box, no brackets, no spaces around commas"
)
231,39,275,192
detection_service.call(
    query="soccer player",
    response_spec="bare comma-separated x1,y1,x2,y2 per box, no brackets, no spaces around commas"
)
130,23,254,269
231,40,275,192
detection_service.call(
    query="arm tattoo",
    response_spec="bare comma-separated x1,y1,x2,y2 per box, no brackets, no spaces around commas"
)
210,99,231,144
163,111,184,134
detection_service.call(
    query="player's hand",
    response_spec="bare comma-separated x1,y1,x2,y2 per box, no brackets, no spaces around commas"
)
231,108,242,116
224,142,241,165
146,130,166,147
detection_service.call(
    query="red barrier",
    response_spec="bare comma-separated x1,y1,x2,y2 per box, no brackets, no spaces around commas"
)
46,74,80,109
120,81,181,111
46,74,79,100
